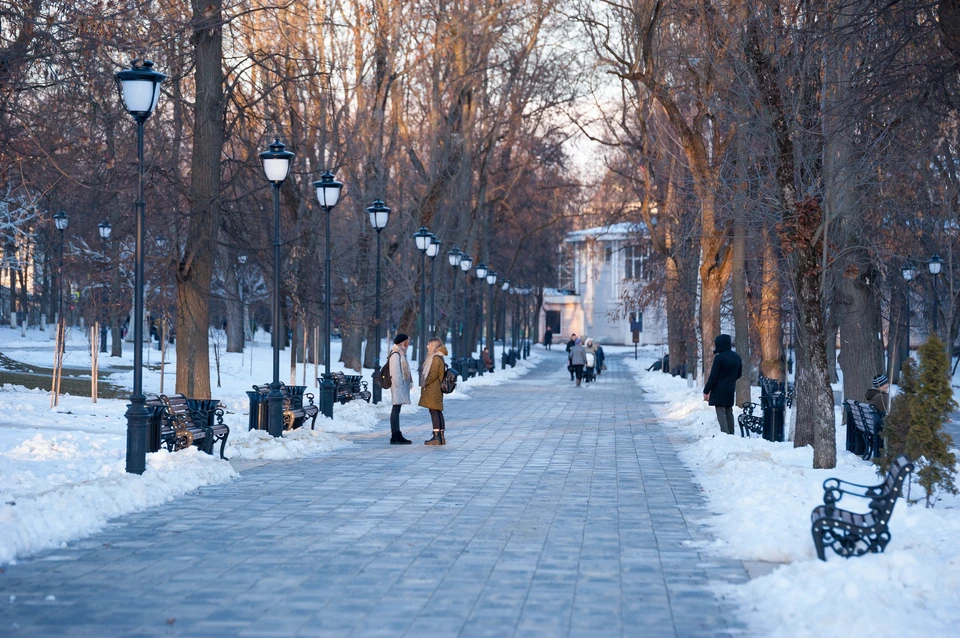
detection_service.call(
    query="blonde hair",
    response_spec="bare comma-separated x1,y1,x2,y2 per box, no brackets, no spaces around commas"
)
426,337,444,352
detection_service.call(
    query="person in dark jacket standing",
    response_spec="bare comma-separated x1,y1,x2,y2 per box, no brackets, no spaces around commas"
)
703,334,742,435
544,327,553,350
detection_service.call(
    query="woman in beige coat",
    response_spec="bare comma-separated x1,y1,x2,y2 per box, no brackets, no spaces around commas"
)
418,337,448,445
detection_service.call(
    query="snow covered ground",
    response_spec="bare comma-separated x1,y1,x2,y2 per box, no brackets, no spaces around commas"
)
625,351,960,638
0,328,540,565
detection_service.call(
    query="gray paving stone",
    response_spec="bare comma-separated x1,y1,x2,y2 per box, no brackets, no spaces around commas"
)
0,352,748,637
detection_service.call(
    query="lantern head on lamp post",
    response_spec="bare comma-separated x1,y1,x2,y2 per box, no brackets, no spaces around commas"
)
475,262,488,280
367,199,391,404
313,170,344,418
115,59,165,475
259,138,295,437
901,262,915,282
98,220,112,240
459,253,473,272
53,211,68,231
448,247,462,267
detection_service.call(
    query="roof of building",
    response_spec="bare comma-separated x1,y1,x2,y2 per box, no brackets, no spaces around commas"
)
564,222,647,243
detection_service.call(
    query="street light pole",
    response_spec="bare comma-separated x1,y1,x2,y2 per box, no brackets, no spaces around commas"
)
428,236,441,338
501,280,510,361
459,253,473,362
98,220,112,354
259,139,295,437
115,59,165,475
929,254,943,337
53,211,68,343
367,199,391,405
413,227,433,365
486,270,498,372
314,171,344,418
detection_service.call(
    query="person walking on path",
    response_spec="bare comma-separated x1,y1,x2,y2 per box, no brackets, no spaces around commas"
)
595,344,605,376
566,333,578,380
544,327,553,350
865,374,890,415
419,337,449,445
569,338,587,386
584,338,597,383
388,334,413,444
703,334,742,435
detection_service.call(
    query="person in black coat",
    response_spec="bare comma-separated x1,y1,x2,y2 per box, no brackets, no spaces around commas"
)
703,334,742,435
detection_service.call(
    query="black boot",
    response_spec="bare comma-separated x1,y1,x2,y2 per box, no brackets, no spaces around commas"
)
439,431,446,446
424,430,442,445
391,433,412,444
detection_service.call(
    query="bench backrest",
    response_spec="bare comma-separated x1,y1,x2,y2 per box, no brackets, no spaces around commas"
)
869,455,913,520
161,394,198,427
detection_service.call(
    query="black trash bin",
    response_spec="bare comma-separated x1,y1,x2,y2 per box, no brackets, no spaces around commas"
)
246,388,270,430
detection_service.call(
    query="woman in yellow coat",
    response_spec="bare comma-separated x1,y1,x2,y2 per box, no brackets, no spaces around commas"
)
419,337,448,445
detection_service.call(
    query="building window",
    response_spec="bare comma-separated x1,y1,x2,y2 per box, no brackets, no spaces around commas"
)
624,245,644,280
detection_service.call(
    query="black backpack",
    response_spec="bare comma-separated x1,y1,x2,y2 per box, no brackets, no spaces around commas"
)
377,353,393,389
440,363,457,394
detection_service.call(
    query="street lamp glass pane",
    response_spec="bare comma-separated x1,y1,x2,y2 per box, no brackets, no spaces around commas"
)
448,249,461,266
929,256,943,275
262,158,290,183
121,79,156,113
502,281,510,291
902,267,914,281
54,212,68,231
414,228,432,251
475,263,487,279
317,182,342,207
487,272,498,285
460,255,473,271
427,237,441,257
98,221,111,239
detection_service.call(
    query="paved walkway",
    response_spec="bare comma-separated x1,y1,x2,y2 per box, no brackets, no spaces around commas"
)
1,352,747,637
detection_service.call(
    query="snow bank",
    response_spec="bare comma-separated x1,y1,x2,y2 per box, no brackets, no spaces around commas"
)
0,441,236,564
227,427,350,460
624,358,960,638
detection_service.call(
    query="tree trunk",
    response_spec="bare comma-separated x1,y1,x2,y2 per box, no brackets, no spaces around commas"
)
732,216,752,405
837,276,884,410
758,231,783,381
224,250,244,353
363,321,377,370
665,256,688,375
175,0,223,400
793,317,815,448
340,323,363,372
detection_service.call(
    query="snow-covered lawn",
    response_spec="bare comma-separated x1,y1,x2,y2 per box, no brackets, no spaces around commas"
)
625,355,960,638
0,328,540,565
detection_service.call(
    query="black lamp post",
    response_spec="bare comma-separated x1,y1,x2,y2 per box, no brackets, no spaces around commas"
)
259,138,295,437
427,236,441,338
447,248,462,358
459,253,473,360
929,254,943,336
414,226,434,364
98,220,112,354
474,262,487,364
314,170,344,418
486,270,498,371
501,280,510,361
901,263,915,368
367,199,391,405
53,211,68,335
115,58,165,475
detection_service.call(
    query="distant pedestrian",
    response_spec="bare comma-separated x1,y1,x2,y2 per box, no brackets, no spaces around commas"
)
566,333,578,380
584,338,597,383
595,344,606,376
387,334,413,444
419,337,449,445
570,338,587,386
544,327,553,350
702,334,743,435
482,347,494,372
865,374,890,415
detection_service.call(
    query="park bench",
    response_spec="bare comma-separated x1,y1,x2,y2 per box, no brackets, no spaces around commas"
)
248,384,320,430
737,402,764,437
145,393,230,459
326,372,372,404
843,399,884,461
811,455,913,560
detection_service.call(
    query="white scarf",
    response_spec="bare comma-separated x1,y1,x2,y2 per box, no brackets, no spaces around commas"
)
391,345,412,383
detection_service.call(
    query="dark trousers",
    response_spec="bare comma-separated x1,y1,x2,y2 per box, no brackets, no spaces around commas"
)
715,406,734,435
429,408,445,431
572,364,584,380
390,405,402,435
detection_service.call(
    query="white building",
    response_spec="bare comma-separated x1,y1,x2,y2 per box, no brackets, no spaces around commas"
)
538,223,666,345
